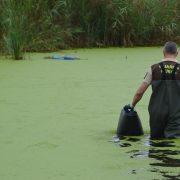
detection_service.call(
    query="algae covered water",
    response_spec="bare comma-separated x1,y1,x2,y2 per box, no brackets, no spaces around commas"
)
0,48,179,180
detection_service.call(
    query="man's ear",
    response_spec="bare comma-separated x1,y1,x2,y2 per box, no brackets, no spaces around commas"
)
174,51,178,58
163,50,166,57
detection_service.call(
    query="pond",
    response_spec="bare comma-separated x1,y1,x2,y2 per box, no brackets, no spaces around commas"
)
0,48,179,180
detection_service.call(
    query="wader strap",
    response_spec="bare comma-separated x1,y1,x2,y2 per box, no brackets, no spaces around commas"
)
172,63,178,80
159,62,166,80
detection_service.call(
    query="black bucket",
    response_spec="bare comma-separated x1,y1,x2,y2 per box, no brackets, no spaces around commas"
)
116,107,144,137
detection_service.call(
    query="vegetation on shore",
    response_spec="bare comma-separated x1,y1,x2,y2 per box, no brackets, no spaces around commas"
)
0,0,179,59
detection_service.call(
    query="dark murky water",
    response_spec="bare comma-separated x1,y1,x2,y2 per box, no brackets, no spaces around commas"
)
112,136,180,180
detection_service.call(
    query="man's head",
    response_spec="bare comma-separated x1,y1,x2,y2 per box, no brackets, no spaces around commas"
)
163,41,178,58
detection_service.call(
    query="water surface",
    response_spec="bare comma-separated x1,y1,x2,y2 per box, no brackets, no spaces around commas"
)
0,48,179,180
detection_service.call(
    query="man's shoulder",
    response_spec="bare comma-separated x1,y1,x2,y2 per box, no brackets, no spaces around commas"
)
150,62,162,70
151,61,180,69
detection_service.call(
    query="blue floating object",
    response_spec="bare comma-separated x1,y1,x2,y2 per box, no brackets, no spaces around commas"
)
63,55,76,60
52,54,77,60
52,55,64,60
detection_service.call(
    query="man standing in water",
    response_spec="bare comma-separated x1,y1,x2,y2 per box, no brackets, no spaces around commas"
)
128,42,180,139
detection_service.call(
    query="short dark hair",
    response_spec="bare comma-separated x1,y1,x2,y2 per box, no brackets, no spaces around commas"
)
164,41,178,55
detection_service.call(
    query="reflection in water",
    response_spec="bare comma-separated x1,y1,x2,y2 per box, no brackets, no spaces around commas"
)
150,168,180,180
111,136,140,147
126,137,141,142
149,140,176,147
148,140,180,169
119,143,131,147
149,149,180,167
112,136,180,179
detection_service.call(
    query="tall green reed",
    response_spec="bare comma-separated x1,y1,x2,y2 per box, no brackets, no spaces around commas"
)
1,0,31,59
0,0,179,57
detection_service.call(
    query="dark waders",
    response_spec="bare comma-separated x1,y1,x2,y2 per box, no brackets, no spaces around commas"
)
148,61,180,139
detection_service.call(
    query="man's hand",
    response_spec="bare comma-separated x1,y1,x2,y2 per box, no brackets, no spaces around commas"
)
124,104,134,113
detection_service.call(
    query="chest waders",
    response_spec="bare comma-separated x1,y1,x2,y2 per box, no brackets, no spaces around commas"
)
148,61,180,139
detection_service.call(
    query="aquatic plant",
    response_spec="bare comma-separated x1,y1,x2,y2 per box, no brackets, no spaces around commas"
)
1,0,31,59
0,0,179,57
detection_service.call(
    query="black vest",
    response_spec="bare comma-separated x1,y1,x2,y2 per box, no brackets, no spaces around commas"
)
148,61,180,139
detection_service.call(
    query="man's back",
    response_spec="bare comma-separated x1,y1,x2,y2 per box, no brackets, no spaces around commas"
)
149,61,180,138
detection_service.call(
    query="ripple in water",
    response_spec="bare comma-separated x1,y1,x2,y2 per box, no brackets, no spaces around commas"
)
111,135,180,179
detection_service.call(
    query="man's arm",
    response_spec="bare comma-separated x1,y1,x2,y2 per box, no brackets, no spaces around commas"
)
132,82,150,107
